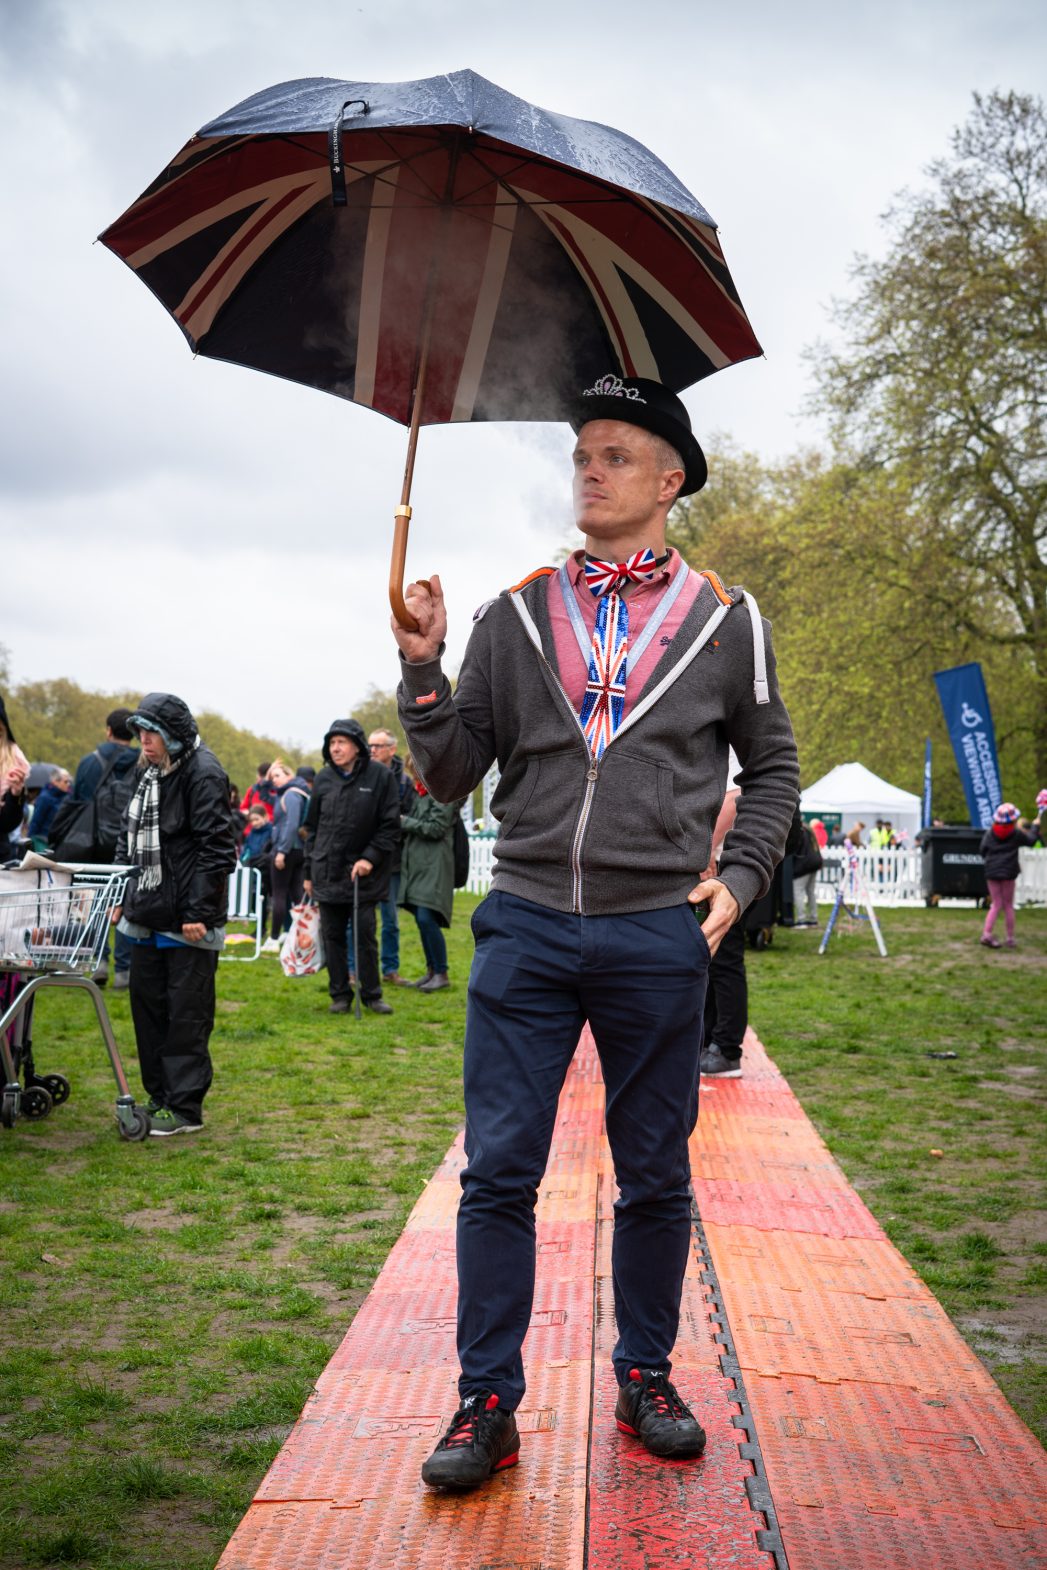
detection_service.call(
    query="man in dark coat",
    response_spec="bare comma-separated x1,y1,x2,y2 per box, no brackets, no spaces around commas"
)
303,718,400,1016
114,693,238,1135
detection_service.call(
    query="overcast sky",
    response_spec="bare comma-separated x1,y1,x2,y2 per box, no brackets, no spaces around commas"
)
1,0,1043,752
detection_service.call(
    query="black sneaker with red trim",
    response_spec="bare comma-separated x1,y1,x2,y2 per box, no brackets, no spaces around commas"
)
421,1391,520,1490
615,1367,707,1459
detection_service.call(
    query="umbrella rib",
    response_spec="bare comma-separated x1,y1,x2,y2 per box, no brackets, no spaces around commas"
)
253,131,449,205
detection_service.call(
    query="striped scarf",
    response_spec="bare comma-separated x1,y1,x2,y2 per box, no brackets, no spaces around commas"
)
125,738,199,889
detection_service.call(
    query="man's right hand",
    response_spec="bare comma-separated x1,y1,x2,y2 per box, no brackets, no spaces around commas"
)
303,879,312,897
391,573,446,664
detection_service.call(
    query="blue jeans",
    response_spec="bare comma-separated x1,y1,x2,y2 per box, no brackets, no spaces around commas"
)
380,873,400,973
413,905,447,973
457,891,709,1409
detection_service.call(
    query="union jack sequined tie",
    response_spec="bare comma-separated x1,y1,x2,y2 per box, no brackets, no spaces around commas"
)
579,549,661,759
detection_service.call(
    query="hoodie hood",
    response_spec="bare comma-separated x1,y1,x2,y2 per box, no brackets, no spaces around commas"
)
128,692,199,756
322,717,368,767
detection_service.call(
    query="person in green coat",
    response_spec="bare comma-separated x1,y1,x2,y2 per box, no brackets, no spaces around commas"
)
398,755,458,991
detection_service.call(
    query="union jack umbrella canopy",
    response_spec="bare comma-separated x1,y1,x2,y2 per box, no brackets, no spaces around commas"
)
99,69,761,620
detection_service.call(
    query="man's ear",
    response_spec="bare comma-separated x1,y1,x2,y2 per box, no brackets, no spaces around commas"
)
659,469,685,505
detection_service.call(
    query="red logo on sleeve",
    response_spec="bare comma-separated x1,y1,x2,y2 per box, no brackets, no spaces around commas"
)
415,691,438,705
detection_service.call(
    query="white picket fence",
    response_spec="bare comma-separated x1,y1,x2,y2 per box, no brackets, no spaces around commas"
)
465,833,1047,908
816,846,1047,907
465,831,499,895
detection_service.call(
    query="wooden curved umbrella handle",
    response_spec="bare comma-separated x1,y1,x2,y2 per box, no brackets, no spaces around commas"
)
389,507,430,632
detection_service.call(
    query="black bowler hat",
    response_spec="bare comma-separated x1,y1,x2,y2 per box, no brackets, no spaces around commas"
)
570,374,707,495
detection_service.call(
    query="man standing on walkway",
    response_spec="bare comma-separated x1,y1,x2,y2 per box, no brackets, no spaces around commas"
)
393,376,799,1491
303,719,400,1017
367,728,411,986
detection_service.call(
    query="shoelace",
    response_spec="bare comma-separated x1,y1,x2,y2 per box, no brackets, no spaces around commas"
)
441,1393,499,1449
636,1370,691,1419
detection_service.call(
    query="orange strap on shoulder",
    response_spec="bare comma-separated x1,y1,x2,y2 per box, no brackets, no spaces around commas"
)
509,566,556,593
699,568,732,605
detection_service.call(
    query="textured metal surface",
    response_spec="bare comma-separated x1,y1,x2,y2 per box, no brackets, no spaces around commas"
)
705,1225,933,1303
695,1177,886,1239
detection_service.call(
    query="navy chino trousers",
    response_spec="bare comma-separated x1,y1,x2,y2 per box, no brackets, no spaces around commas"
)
457,890,710,1410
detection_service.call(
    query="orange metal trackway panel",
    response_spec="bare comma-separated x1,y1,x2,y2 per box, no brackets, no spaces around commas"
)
695,1028,1047,1570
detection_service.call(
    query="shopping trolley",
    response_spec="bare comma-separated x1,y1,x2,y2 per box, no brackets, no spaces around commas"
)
0,859,149,1140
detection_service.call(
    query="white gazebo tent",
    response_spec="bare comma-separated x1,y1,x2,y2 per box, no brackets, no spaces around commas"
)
800,762,922,843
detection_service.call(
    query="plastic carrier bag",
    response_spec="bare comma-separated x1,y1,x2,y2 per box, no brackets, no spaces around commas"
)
0,862,75,963
280,897,324,977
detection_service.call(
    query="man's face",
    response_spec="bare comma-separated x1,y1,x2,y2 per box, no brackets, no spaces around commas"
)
328,735,358,768
138,729,168,766
572,419,682,540
368,734,395,768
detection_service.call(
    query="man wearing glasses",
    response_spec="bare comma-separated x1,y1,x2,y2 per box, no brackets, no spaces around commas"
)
368,730,410,986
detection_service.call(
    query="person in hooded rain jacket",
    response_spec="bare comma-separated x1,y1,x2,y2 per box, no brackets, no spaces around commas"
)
302,719,400,1015
114,693,238,1136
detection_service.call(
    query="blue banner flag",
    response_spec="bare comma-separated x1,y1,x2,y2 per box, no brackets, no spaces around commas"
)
933,663,1002,828
922,738,933,829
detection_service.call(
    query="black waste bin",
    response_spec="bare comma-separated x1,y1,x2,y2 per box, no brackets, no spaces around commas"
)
920,826,987,904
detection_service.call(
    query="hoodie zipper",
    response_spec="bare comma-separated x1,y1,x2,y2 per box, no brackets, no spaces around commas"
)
570,759,600,912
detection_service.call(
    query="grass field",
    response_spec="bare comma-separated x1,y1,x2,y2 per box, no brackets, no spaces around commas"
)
0,898,1043,1569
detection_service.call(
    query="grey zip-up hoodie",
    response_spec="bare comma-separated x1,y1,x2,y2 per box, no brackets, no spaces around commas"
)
397,569,799,917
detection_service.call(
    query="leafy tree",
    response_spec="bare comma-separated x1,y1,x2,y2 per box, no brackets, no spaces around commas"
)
809,90,1047,779
7,679,140,772
669,448,1037,820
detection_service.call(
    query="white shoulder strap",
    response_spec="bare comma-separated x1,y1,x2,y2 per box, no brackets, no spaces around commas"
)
743,590,770,704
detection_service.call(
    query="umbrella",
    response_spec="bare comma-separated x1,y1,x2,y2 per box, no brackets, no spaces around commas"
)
28,763,63,790
100,70,761,626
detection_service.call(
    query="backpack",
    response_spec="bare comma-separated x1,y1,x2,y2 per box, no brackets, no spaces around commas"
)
452,811,471,889
50,750,136,863
94,758,137,861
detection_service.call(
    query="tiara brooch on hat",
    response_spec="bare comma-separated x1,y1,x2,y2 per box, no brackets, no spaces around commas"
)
583,373,645,402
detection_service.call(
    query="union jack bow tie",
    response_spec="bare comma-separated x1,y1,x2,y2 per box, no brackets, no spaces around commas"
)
583,548,662,597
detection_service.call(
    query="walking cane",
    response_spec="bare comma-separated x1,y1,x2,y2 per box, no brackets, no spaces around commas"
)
352,870,362,1020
